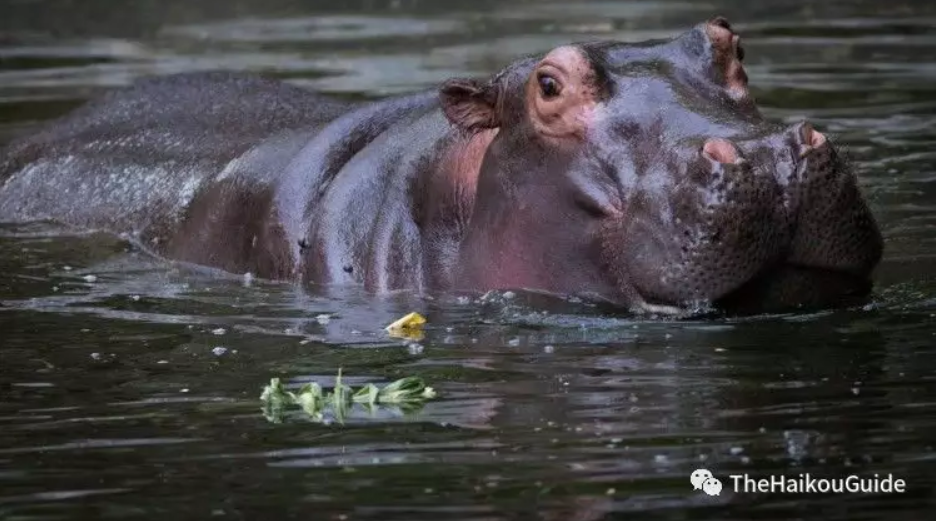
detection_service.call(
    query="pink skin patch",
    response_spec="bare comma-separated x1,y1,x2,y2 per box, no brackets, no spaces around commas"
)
437,128,498,208
801,123,827,148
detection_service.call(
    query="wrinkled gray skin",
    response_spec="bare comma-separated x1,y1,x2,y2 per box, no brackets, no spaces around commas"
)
0,18,883,315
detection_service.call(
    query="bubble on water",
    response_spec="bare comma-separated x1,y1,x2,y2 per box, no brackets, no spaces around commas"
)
315,314,331,325
90,352,102,360
407,342,424,355
543,344,555,353
730,446,744,455
157,360,168,364
82,274,98,283
654,454,669,463
212,346,228,356
211,328,226,336
507,337,520,347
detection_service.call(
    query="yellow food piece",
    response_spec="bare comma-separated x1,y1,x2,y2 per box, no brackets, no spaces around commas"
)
385,312,427,340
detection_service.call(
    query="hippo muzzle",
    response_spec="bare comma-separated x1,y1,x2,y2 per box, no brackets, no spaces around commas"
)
621,119,882,313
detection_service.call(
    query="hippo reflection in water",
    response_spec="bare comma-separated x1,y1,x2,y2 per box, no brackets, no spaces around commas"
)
0,18,883,315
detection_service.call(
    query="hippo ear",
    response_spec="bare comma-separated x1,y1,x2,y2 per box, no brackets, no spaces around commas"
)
439,78,501,131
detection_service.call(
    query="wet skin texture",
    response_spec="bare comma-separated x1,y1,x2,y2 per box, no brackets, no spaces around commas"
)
0,18,883,315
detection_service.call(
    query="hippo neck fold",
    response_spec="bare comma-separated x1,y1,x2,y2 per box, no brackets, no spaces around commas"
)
272,91,438,271
273,93,495,293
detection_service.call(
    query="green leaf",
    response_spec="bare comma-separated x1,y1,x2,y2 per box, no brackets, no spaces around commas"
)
332,368,353,406
332,394,351,424
260,377,291,423
260,371,439,424
378,376,431,404
352,383,380,406
294,382,325,419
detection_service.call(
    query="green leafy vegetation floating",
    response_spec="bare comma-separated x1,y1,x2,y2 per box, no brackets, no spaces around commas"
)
260,369,438,424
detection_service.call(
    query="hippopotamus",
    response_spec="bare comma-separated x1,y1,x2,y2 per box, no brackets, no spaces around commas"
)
0,17,883,315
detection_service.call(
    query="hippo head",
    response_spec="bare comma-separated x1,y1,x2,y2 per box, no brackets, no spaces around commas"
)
441,17,883,314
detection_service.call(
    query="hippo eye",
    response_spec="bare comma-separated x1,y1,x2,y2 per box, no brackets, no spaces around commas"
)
537,73,562,99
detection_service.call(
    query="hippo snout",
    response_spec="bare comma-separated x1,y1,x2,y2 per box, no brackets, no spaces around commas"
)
627,119,882,312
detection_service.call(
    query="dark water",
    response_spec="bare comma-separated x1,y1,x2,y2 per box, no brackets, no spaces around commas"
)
2,0,936,519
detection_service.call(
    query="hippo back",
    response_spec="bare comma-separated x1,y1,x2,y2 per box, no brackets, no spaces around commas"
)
0,72,350,234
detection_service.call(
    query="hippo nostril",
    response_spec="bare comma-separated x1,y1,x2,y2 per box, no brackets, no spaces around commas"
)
702,138,740,164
